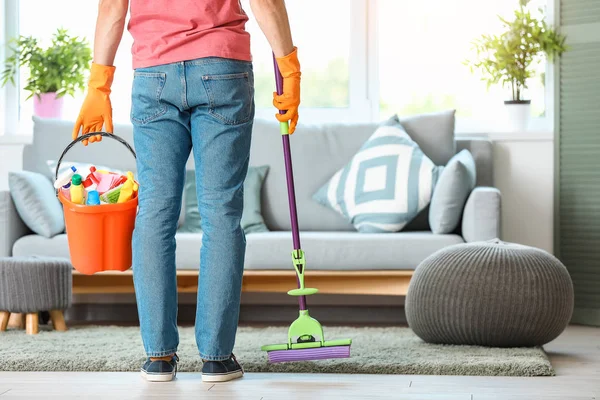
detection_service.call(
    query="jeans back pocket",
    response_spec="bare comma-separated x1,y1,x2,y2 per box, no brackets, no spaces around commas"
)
202,72,254,125
131,72,168,125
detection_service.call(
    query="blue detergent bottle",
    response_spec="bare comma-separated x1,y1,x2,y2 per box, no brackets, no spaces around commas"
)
86,190,101,206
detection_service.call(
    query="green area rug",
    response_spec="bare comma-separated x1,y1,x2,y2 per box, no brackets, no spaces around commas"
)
0,325,554,376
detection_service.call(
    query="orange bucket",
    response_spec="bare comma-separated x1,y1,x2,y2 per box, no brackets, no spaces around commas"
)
55,132,138,275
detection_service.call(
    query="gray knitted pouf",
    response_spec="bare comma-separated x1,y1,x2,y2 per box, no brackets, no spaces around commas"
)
406,239,574,347
0,257,72,334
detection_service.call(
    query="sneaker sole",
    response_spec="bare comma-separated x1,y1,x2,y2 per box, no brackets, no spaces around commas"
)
202,370,244,383
141,367,177,382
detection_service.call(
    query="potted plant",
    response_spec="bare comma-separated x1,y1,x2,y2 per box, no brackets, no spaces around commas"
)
465,0,568,131
1,28,92,119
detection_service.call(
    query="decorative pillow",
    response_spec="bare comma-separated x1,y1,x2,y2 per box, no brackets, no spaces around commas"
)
428,149,477,234
179,165,270,234
382,110,456,166
312,125,443,233
8,171,65,238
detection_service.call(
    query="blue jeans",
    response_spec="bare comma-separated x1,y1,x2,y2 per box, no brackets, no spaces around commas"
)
130,57,254,361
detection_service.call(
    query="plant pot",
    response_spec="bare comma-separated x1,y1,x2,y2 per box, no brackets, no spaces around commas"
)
33,92,64,119
504,100,531,132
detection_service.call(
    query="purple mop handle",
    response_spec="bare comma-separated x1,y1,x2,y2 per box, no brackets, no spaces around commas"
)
273,53,307,311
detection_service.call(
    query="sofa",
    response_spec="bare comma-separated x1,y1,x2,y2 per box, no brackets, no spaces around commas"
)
0,114,501,295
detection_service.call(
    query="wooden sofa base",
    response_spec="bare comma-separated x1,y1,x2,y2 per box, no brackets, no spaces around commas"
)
72,270,414,296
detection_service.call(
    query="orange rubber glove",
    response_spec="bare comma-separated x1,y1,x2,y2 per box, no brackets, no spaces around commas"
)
72,63,115,146
273,47,301,134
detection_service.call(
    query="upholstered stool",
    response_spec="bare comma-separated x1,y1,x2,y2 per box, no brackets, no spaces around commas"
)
406,239,574,347
0,257,72,335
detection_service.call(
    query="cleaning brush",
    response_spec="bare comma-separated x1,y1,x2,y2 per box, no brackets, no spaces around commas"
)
100,184,123,204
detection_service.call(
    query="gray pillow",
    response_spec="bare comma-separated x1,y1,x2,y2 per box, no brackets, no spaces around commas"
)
383,109,456,166
429,149,477,234
179,165,270,234
8,171,65,238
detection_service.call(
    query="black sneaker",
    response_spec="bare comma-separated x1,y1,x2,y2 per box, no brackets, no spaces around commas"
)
141,354,179,382
201,354,244,382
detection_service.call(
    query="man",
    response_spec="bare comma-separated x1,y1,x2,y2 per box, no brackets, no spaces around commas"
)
72,0,301,383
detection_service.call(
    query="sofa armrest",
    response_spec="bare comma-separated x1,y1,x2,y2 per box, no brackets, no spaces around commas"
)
461,187,501,242
0,190,30,257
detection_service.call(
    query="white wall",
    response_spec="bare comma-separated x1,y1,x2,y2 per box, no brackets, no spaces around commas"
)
489,133,554,254
0,136,30,191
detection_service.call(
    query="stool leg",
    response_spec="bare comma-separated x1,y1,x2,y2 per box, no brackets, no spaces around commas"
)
26,313,39,335
8,313,25,329
49,310,67,332
0,311,9,332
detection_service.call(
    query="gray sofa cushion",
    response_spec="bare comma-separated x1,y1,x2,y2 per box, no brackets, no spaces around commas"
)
0,191,31,258
243,232,464,270
429,149,477,234
179,165,270,234
383,110,457,166
8,171,64,238
456,138,493,188
13,232,463,271
13,235,71,260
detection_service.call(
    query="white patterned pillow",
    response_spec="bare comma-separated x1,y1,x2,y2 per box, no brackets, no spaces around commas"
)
312,125,443,233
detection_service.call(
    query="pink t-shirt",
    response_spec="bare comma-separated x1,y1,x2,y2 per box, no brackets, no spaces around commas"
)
128,0,252,69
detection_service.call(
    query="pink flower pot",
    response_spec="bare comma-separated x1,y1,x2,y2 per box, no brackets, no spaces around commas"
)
33,93,64,119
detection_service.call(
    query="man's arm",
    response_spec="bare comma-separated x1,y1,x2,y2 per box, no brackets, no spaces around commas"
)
72,0,128,144
249,0,294,58
249,0,301,133
93,0,129,66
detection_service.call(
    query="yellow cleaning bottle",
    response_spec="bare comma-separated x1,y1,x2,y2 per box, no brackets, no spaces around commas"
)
117,172,139,203
69,174,85,204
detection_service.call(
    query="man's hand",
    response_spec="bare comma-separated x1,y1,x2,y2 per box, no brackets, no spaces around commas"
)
72,63,115,146
274,47,301,134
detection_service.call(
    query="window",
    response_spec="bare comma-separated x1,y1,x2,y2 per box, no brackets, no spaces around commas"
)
6,0,554,135
17,0,134,125
14,0,366,127
241,0,351,109
241,0,370,122
377,0,549,130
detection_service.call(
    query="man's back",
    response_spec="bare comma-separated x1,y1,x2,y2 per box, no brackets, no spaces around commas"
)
128,0,252,69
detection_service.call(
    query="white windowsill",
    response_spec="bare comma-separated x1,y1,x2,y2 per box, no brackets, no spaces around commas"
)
0,134,32,145
0,113,554,145
457,131,554,142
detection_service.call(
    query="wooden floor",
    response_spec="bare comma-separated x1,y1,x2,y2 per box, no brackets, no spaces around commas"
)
0,325,598,399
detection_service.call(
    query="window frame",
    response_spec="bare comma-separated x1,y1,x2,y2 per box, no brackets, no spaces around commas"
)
253,0,376,124
2,0,20,136
2,0,556,135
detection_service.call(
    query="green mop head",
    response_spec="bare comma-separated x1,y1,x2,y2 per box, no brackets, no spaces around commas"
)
261,310,352,363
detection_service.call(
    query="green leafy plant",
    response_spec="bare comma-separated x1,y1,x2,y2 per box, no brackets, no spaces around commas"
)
464,0,567,102
1,28,92,100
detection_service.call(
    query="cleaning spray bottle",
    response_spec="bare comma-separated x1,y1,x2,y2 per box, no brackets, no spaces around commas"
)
83,166,101,193
54,166,77,189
